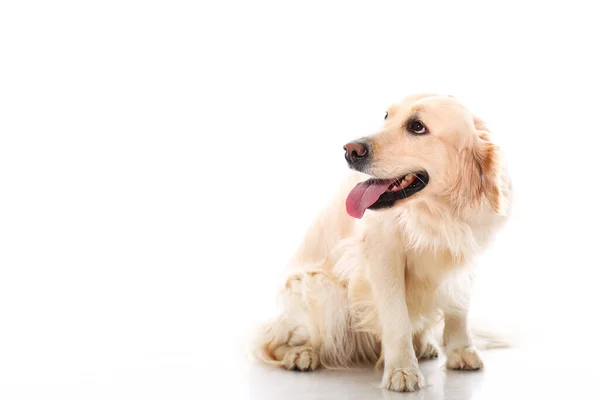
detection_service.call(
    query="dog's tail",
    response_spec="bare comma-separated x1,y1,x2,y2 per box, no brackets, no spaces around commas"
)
470,321,513,349
432,317,514,350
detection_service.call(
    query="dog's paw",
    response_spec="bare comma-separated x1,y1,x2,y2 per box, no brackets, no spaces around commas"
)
382,366,425,392
282,346,319,371
415,339,440,360
446,346,483,371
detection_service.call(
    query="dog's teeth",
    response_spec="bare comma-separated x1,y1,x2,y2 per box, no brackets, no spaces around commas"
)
405,173,414,180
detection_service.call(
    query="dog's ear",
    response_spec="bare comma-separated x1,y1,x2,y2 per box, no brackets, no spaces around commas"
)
451,116,506,214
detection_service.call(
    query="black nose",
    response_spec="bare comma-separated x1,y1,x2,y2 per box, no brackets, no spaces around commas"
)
343,142,369,170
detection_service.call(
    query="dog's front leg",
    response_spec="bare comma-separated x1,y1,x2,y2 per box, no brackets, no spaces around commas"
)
368,249,424,392
443,300,484,371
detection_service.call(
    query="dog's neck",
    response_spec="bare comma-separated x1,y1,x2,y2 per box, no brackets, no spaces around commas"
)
392,196,505,262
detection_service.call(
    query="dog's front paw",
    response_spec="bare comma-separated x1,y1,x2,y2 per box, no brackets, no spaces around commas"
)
414,338,440,360
446,346,483,371
282,346,319,371
382,366,425,392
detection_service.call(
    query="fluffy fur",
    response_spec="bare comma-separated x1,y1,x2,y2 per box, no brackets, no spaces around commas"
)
253,94,512,392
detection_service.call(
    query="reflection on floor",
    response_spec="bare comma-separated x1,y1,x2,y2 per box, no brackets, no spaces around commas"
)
243,348,597,400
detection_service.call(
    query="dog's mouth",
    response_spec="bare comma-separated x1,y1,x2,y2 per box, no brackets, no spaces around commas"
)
345,171,429,219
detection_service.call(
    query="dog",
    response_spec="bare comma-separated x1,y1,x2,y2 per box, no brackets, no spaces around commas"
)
253,93,512,392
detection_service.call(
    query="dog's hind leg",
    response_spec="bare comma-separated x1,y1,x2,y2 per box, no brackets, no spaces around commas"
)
253,269,374,370
413,327,441,361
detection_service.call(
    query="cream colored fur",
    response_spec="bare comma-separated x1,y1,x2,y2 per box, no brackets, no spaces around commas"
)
253,94,512,392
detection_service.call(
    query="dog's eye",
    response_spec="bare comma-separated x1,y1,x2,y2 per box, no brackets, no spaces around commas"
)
409,120,427,135
384,111,388,120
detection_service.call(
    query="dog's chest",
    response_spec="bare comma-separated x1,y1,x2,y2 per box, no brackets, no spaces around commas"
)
403,249,461,321
405,249,459,286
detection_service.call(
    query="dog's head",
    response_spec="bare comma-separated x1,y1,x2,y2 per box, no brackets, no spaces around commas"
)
344,94,505,219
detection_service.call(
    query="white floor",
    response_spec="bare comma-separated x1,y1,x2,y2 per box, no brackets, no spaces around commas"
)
4,345,595,400
243,349,538,400
242,345,600,400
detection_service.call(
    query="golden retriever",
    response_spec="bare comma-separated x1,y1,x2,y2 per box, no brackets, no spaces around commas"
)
253,93,511,392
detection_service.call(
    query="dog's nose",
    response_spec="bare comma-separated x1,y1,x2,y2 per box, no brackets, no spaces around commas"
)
344,142,369,163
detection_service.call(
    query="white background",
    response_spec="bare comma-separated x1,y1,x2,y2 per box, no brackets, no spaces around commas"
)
1,1,600,399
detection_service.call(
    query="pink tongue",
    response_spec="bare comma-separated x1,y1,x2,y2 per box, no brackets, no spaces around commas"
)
346,179,393,219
